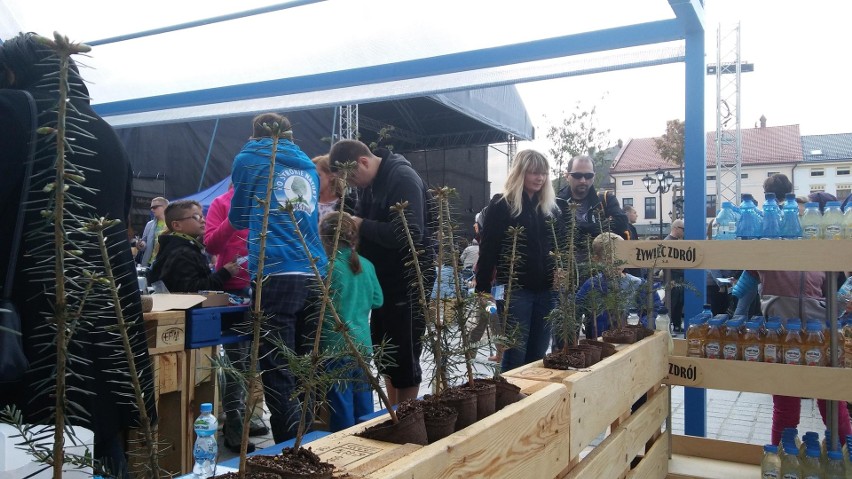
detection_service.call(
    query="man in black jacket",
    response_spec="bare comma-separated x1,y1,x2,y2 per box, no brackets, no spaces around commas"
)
148,200,239,293
556,155,629,339
329,140,433,405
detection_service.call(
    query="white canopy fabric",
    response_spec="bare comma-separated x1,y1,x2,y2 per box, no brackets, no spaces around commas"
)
0,0,696,128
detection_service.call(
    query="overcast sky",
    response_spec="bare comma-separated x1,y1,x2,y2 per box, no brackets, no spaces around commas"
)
488,0,852,196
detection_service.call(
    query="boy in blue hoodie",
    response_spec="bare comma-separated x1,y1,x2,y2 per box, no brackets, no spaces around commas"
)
229,113,328,443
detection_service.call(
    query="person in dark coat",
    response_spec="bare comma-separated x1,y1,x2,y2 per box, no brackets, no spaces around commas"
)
329,140,434,405
0,32,155,477
147,199,239,293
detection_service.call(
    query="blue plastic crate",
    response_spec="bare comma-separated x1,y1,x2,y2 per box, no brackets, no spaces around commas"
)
185,305,250,349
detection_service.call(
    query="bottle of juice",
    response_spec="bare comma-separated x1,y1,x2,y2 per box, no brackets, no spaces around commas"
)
761,444,782,479
686,315,706,358
742,320,763,362
823,200,844,239
764,319,783,364
800,447,821,479
824,449,844,479
704,317,724,359
722,318,743,360
783,321,805,365
803,321,826,367
843,319,852,368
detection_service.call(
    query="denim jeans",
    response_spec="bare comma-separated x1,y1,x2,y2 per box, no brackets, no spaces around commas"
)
258,275,318,443
501,289,557,372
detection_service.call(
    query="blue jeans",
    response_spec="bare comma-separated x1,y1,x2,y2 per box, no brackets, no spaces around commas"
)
258,275,318,443
327,359,374,432
501,289,557,372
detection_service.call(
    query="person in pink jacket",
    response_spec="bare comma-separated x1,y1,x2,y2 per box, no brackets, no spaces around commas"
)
205,185,268,452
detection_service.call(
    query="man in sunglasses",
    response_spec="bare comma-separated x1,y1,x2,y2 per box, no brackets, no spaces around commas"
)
556,155,630,341
137,196,169,267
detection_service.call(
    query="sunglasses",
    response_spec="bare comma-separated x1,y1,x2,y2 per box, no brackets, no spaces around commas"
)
569,172,595,180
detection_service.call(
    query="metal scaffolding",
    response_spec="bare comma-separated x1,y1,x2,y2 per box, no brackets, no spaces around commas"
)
337,104,359,140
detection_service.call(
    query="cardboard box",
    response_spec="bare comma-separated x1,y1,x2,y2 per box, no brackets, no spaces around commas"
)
150,292,232,312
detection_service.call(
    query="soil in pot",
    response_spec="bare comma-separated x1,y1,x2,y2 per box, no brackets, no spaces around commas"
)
543,350,586,369
602,328,638,344
625,324,654,340
479,376,523,410
573,344,602,366
437,387,478,431
420,398,458,443
245,447,334,479
356,406,428,445
580,338,617,357
464,380,497,420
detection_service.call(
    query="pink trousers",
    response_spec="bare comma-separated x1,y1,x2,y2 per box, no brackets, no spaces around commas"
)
771,395,852,446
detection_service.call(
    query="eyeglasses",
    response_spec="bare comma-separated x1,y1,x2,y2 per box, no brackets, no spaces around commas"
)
177,214,204,223
569,172,595,180
150,205,164,210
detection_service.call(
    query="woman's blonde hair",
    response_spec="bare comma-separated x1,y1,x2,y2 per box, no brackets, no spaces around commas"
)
502,149,557,217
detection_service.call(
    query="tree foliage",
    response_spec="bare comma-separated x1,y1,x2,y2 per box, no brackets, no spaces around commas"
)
653,119,685,168
545,102,611,191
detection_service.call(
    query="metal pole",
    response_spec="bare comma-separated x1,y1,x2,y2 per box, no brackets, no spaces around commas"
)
659,188,664,238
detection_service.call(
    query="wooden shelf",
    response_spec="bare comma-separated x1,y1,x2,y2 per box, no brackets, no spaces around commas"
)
615,239,852,272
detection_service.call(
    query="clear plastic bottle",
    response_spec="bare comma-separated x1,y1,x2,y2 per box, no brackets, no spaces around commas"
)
824,449,844,479
655,306,673,354
781,193,804,240
193,402,218,479
762,444,782,479
627,308,641,326
781,444,803,479
704,317,725,359
803,322,826,367
762,193,783,239
844,205,852,239
801,202,823,239
823,201,844,240
736,194,764,240
783,322,805,366
713,202,739,240
800,447,821,479
742,320,763,362
722,318,743,360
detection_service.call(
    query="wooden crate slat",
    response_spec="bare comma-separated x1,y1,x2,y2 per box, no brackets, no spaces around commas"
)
628,431,669,479
666,353,852,401
615,239,852,272
671,435,762,466
561,386,668,478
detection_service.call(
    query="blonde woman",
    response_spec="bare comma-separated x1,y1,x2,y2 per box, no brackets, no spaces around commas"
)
474,149,562,371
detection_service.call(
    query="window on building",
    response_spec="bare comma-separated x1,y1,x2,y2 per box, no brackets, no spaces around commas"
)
810,185,825,194
622,180,633,186
837,184,852,199
622,198,633,208
706,195,717,218
644,197,656,219
741,173,749,179
837,167,850,176
706,175,716,181
767,171,779,177
811,168,825,177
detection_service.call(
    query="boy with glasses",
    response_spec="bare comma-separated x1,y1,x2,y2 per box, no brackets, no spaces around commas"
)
147,199,239,292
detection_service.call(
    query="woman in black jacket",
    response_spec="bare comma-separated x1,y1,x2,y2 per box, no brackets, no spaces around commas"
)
475,149,562,371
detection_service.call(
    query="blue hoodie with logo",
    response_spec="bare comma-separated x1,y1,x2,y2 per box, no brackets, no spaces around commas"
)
229,137,327,277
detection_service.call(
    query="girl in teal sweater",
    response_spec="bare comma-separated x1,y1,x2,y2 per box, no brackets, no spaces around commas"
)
319,212,384,430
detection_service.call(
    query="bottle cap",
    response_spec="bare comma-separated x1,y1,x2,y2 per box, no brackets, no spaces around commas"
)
657,307,669,315
805,202,819,208
827,201,841,207
784,445,799,456
785,193,796,199
828,450,842,460
200,403,213,413
806,322,823,332
806,447,821,458
764,192,776,200
763,444,778,453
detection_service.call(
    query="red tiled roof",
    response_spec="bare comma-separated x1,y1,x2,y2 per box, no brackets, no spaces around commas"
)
610,124,803,173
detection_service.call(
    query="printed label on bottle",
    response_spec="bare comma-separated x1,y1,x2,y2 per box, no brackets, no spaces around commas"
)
743,345,761,361
764,344,779,363
784,348,802,365
687,339,702,357
762,472,778,479
826,225,842,239
705,342,721,359
804,348,823,366
722,343,738,359
803,225,820,239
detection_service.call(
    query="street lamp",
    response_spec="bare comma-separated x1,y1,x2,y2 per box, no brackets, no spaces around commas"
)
642,169,676,238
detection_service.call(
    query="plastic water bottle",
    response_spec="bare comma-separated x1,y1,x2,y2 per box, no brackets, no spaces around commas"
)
800,447,821,479
761,444,782,479
193,402,218,478
712,202,738,240
627,309,641,326
781,193,803,239
761,193,782,239
801,202,823,239
844,206,852,239
655,307,673,353
780,444,802,479
824,449,844,479
736,194,763,239
484,301,498,315
823,200,844,240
